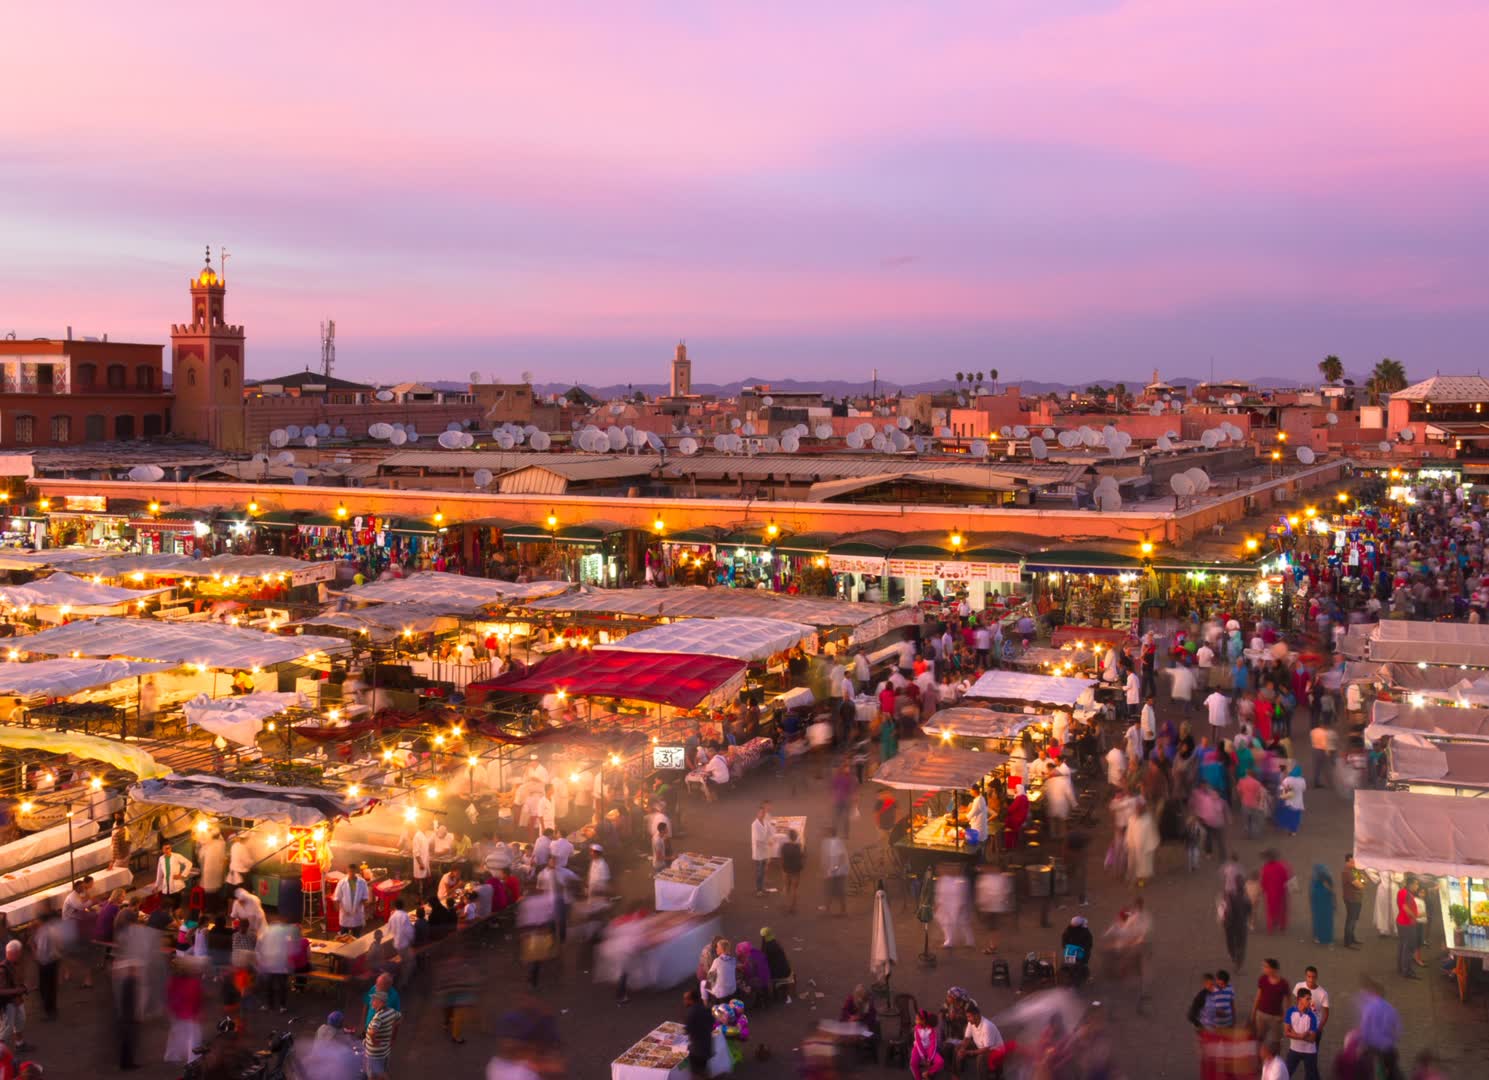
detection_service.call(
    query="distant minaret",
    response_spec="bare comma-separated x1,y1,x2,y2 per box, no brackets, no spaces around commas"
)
671,341,692,397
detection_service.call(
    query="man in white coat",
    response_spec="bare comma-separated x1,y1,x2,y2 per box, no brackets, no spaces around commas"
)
154,842,193,907
411,827,432,899
750,803,775,896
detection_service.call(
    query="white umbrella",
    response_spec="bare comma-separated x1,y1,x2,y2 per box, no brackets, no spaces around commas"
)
870,885,898,984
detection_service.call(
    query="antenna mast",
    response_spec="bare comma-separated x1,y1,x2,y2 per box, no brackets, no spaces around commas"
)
320,320,336,380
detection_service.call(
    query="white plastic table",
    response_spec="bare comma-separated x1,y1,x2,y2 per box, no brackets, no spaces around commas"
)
654,854,734,914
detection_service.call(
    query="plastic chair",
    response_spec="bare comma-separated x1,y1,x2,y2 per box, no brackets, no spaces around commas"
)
990,958,1011,987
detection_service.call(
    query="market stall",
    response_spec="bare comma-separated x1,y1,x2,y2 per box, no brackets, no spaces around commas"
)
470,649,749,710
1365,701,1489,744
921,707,1047,751
333,571,569,611
964,670,1096,710
874,743,1008,867
183,691,306,746
612,1020,731,1079
9,616,348,669
653,852,734,914
1364,621,1489,668
0,573,173,622
1387,739,1489,795
597,617,816,663
1354,789,1489,1001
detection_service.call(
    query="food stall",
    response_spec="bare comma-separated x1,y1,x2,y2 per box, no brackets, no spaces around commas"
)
1386,739,1489,796
612,1019,731,1079
921,707,1048,753
1365,701,1489,744
1354,789,1489,1001
873,743,1008,870
1363,621,1489,668
654,852,734,914
963,670,1097,714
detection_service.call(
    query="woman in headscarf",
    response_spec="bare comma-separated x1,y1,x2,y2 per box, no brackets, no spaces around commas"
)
1276,764,1307,836
735,938,769,998
1125,799,1160,888
1310,863,1336,945
879,710,899,763
1002,778,1030,851
1219,858,1251,969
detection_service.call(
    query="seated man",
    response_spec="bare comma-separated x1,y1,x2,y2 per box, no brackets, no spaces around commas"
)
1059,916,1094,986
951,1004,1006,1078
702,751,730,801
839,983,881,1060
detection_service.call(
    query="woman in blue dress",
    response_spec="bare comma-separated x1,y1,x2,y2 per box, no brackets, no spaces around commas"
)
1310,863,1336,945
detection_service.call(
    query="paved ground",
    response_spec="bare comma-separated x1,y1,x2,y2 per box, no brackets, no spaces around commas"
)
28,699,1489,1078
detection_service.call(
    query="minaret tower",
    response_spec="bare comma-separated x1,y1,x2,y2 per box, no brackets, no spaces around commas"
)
171,246,246,450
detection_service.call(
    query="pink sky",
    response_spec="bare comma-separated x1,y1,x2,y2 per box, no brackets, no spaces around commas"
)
5,1,1489,386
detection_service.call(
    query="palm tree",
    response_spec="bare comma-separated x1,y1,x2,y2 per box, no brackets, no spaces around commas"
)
1115,382,1129,406
1317,355,1344,385
955,372,965,390
989,368,999,394
973,371,985,395
1368,358,1408,403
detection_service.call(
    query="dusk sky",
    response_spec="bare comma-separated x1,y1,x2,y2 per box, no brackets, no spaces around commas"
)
6,2,1488,387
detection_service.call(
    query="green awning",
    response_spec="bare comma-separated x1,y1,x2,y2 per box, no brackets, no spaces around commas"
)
1155,558,1260,576
254,510,305,528
828,531,902,557
774,531,836,556
1024,549,1144,574
960,545,1024,565
502,522,560,542
889,542,958,560
721,528,774,549
296,513,343,527
663,527,728,545
558,522,623,543
383,516,439,536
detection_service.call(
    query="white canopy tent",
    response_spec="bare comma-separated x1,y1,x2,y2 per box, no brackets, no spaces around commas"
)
1353,789,1489,879
872,743,1009,791
296,601,459,641
1365,621,1489,667
335,571,568,612
0,658,173,698
1387,739,1489,790
184,691,304,746
598,617,815,662
921,707,1044,742
0,549,101,571
1365,701,1489,744
12,617,347,670
0,573,172,620
964,670,1096,708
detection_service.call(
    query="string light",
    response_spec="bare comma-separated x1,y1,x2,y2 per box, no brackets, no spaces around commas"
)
335,503,348,519
347,784,361,797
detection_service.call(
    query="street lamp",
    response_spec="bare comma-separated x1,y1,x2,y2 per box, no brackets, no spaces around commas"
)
766,521,780,539
432,506,445,527
1140,541,1154,557
1245,537,1259,553
335,503,348,520
653,516,665,534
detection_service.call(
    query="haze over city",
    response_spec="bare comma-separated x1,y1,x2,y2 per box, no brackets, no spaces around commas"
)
6,1,1489,384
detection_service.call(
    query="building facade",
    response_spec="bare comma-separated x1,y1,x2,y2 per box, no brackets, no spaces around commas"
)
0,336,172,448
171,251,247,451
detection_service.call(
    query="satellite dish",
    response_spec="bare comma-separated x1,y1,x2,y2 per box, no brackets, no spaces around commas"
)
1029,436,1048,459
1326,413,1339,425
781,433,800,453
856,423,875,440
727,434,744,453
1097,490,1123,512
523,424,539,437
461,432,475,448
1186,467,1210,493
999,426,1013,438
870,433,888,451
1170,473,1195,496
376,390,394,402
437,431,462,449
1297,446,1317,464
446,421,462,432
679,437,699,456
268,429,288,448
730,419,742,430
291,469,308,486
970,439,988,458
285,424,301,440
1012,425,1029,440
1081,427,1102,448
1200,429,1219,449
1149,403,1163,416
1042,427,1056,440
937,427,953,439
1166,429,1179,440
390,429,408,446
762,395,774,406
469,370,481,384
741,423,755,437
315,423,331,437
607,427,627,451
304,434,318,448
497,434,515,450
530,432,551,450
1378,441,1392,452
814,423,833,440
897,416,912,430
762,436,781,453
890,430,910,451
845,432,865,449
912,436,929,454
273,451,295,466
1398,429,1414,443
126,465,149,482
474,468,494,487
646,431,664,452
712,434,729,452
405,430,418,443
251,453,267,464
1156,435,1173,451
956,395,967,407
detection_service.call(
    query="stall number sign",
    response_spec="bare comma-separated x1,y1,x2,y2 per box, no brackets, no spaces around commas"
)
653,745,688,770
291,561,338,587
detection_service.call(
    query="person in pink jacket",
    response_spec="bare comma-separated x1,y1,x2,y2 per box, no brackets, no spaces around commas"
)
910,1009,944,1079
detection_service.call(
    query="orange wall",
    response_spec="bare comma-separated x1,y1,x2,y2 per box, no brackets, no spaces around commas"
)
28,459,1346,548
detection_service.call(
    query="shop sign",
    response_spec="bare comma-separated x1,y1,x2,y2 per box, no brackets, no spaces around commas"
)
886,558,1021,584
60,495,108,513
827,555,887,575
653,745,688,770
291,561,338,586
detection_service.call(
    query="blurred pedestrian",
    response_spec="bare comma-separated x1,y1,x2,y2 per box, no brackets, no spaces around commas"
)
821,827,848,916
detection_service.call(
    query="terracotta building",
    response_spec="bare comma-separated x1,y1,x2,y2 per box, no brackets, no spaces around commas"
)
0,333,172,448
171,250,247,451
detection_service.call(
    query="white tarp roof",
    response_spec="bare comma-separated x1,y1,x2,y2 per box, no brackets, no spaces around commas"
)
598,617,815,662
872,743,1009,791
69,553,202,578
184,691,303,746
0,573,171,613
12,617,347,670
1366,700,1489,743
335,572,568,612
1366,621,1489,667
964,670,1096,707
0,658,173,697
1387,740,1489,788
0,548,101,571
297,602,457,640
921,707,1044,741
1353,789,1489,878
